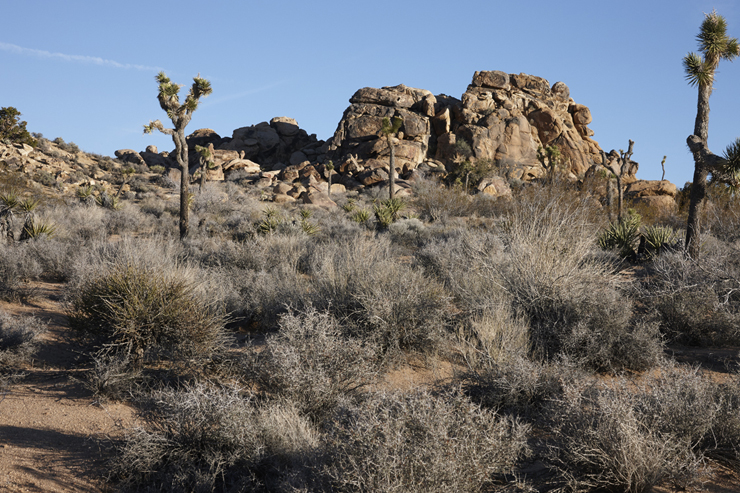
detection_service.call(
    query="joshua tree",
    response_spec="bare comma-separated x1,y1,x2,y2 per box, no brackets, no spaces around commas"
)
144,72,212,239
537,145,562,180
195,143,215,193
325,160,335,197
380,116,403,200
683,10,740,258
600,140,634,223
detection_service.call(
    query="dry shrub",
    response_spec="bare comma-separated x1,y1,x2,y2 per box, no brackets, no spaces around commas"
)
323,388,530,492
648,243,740,345
112,385,320,492
441,191,661,371
461,355,574,419
0,310,46,367
307,235,452,355
245,308,377,423
0,242,42,299
549,379,706,492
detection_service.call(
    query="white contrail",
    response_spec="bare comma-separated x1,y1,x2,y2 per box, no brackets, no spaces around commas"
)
0,42,164,72
208,80,288,105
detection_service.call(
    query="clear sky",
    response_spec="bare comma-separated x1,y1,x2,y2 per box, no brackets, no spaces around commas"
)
3,0,740,186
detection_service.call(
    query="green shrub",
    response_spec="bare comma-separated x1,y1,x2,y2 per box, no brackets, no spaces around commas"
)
68,245,226,369
598,212,641,259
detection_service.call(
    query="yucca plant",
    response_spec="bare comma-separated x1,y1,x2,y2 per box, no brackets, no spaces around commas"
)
373,203,395,229
343,198,357,213
299,208,313,220
257,208,283,235
598,212,641,259
300,219,320,236
0,190,19,211
351,208,371,224
642,224,678,259
22,219,56,240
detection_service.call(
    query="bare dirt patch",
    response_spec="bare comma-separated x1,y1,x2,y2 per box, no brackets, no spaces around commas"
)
0,282,137,492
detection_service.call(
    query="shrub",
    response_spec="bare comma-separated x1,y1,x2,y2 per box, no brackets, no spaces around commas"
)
67,239,226,370
323,388,530,492
647,246,740,345
111,385,320,492
461,355,566,418
83,353,142,403
0,243,42,299
461,192,660,371
307,235,452,355
245,308,376,423
0,310,46,367
548,379,706,492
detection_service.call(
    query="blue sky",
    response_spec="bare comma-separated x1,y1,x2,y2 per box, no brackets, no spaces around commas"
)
3,0,740,186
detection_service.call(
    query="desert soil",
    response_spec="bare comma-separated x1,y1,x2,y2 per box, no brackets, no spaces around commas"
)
0,281,738,492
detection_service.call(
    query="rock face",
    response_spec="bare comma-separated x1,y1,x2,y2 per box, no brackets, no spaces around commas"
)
327,71,603,184
625,180,678,211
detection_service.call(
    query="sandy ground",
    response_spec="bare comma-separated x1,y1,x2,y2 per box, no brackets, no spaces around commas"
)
0,283,137,492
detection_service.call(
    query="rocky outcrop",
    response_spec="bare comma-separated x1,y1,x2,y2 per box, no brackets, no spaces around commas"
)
625,180,678,211
327,71,604,186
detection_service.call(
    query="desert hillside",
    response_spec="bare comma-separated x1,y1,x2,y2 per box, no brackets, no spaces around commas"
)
1,71,740,492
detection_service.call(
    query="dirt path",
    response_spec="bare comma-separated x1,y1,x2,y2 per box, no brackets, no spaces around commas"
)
0,282,137,492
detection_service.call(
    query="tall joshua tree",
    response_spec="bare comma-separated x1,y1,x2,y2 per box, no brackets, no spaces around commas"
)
144,72,212,239
380,116,403,200
683,10,740,258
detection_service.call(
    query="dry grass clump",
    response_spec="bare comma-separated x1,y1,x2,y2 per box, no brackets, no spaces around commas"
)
323,388,530,492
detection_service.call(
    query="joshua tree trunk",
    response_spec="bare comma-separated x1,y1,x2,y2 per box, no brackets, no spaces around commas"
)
388,136,396,200
685,84,713,258
600,140,633,223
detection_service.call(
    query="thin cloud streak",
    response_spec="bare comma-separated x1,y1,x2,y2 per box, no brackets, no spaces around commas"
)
0,42,164,72
208,80,288,105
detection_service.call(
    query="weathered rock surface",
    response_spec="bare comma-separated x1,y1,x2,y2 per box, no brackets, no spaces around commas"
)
625,179,678,210
327,71,604,186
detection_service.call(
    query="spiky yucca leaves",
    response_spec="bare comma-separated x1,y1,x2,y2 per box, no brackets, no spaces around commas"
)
22,219,56,240
598,213,641,259
143,72,212,240
642,225,677,259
